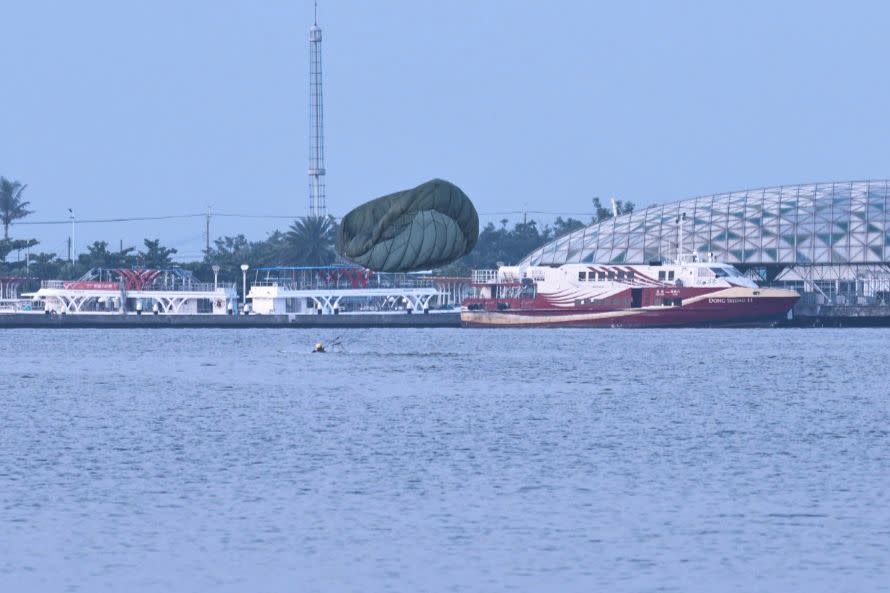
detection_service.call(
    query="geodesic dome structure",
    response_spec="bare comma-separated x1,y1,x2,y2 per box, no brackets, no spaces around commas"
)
522,180,890,269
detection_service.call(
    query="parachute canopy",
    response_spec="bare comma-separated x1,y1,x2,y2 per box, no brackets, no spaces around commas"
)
336,179,479,272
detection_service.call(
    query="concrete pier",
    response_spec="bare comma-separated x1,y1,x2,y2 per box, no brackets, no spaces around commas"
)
0,312,461,329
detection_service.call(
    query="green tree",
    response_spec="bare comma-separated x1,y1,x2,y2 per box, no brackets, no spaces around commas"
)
139,239,177,268
78,241,136,269
0,177,32,239
552,216,586,238
591,197,635,223
285,216,337,266
455,219,552,270
251,230,289,265
0,238,39,267
22,251,64,280
205,234,252,267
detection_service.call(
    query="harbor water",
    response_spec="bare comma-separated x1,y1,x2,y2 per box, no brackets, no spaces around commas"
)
1,329,888,592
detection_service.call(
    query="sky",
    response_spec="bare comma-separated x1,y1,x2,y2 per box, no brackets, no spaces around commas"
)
2,0,889,262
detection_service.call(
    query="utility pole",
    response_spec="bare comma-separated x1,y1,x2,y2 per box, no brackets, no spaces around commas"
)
205,206,211,254
68,208,75,264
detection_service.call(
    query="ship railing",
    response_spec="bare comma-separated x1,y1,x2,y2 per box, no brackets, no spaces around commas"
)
40,280,68,289
471,269,499,284
40,280,234,292
138,282,235,292
251,277,435,291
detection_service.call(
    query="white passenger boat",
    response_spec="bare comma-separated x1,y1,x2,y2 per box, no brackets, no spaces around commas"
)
462,256,799,328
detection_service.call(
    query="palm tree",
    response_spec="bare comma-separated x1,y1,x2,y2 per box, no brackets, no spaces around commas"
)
0,177,32,239
285,216,338,265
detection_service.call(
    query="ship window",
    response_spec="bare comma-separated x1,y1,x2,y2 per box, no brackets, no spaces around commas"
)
617,271,625,280
608,271,616,280
658,270,666,281
668,271,675,281
598,272,606,281
626,271,634,281
710,267,729,278
578,271,586,281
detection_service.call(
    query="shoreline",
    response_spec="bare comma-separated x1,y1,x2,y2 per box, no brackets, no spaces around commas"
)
0,312,461,329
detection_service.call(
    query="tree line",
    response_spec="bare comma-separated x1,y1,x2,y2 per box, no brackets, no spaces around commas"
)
1,176,633,281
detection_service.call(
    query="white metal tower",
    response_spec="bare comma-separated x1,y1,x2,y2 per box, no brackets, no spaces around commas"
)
308,2,326,217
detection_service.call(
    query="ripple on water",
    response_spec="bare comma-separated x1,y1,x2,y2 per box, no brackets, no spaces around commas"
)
0,328,888,592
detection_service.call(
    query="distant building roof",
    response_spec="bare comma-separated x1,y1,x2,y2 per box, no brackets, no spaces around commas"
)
522,180,890,268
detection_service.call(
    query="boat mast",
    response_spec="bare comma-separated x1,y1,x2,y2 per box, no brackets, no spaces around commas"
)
675,212,687,261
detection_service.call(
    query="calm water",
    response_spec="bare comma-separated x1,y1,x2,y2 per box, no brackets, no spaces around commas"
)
1,328,889,592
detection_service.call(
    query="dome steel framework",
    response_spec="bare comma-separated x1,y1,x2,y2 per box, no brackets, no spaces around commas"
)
522,180,890,270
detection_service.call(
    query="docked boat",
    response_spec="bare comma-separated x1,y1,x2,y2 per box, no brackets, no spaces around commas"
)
461,256,799,328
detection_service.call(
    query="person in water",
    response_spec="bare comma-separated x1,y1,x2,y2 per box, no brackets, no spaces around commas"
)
313,342,326,353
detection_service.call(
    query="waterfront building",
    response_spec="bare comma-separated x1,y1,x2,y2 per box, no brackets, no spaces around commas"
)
24,268,237,315
246,265,450,315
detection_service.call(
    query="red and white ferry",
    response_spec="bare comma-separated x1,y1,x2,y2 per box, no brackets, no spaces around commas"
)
461,256,799,328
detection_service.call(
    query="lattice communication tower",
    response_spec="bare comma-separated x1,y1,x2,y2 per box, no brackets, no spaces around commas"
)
308,5,326,217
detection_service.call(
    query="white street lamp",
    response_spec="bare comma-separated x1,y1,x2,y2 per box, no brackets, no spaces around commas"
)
212,264,220,289
240,264,249,312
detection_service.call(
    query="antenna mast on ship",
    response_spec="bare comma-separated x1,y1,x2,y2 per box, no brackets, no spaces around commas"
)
308,0,327,217
675,211,687,262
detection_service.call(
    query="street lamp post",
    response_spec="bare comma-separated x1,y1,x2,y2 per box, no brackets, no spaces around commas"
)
240,264,249,313
212,264,220,289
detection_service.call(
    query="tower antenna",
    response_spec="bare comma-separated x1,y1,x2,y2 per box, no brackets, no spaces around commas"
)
308,1,326,217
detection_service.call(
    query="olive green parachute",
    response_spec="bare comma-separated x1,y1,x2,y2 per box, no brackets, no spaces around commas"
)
336,179,479,272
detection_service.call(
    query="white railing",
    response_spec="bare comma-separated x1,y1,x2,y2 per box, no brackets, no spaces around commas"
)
41,280,68,289
0,299,43,313
138,282,234,293
472,269,499,284
250,276,433,291
39,280,234,292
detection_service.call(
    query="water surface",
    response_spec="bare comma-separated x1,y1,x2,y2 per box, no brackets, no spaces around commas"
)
1,329,888,592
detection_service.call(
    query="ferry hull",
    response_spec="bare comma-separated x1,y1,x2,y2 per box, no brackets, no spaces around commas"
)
461,288,799,328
